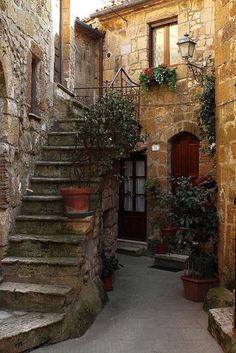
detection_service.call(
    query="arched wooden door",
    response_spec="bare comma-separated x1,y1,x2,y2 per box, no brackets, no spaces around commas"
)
171,132,199,179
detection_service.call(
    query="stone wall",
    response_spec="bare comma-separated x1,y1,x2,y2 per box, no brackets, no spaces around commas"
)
101,173,119,257
215,0,236,284
0,0,52,253
93,0,216,239
74,28,100,105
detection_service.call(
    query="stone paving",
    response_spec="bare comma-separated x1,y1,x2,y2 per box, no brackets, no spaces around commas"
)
31,254,223,353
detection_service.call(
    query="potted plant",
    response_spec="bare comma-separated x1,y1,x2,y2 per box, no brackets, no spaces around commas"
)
155,234,169,254
139,65,177,92
168,177,219,302
101,253,122,291
145,177,177,238
60,91,145,218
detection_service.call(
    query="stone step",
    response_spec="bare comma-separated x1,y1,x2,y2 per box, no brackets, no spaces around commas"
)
34,160,105,178
2,257,82,286
8,234,85,258
29,177,102,195
0,311,66,353
208,307,236,353
117,239,147,256
22,193,99,215
0,282,74,313
41,145,81,162
154,253,188,270
35,161,76,178
50,118,84,132
15,215,94,235
22,195,64,215
47,132,78,146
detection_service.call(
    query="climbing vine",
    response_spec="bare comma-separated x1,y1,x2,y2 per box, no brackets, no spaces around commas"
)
198,75,216,155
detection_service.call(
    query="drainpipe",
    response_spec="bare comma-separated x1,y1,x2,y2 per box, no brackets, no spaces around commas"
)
99,32,105,97
234,197,236,329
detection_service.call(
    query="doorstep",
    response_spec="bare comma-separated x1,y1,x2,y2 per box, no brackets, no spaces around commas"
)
117,239,147,256
155,253,188,270
208,307,236,353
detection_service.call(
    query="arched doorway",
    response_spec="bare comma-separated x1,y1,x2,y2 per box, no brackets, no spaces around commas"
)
171,132,199,179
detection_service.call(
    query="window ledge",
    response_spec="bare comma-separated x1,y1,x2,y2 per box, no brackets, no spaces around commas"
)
28,112,42,121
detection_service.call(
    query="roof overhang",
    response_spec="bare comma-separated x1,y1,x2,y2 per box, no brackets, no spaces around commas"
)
75,19,104,39
90,0,164,19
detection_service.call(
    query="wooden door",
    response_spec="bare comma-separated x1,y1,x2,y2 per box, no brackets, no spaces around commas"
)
118,154,146,242
171,132,199,178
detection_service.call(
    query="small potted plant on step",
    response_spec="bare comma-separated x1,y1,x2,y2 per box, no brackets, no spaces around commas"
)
101,253,122,292
155,234,169,254
145,177,178,239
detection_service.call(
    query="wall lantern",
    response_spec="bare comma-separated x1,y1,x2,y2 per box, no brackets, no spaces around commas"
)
177,33,211,86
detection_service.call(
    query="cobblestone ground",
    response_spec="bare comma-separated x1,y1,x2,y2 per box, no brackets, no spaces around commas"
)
31,254,223,353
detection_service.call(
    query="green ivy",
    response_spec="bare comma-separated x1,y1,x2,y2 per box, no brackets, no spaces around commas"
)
139,65,177,92
198,75,216,155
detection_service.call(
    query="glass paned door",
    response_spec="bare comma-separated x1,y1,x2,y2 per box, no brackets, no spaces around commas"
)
119,154,147,242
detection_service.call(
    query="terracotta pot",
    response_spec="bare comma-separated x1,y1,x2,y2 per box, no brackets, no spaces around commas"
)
60,187,92,214
103,276,113,291
161,227,178,238
156,244,168,254
181,275,218,302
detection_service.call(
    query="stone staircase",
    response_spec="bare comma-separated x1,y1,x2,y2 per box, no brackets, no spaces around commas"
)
0,100,106,353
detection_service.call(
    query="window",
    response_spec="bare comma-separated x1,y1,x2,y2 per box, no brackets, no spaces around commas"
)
27,42,45,115
149,18,178,67
31,56,40,114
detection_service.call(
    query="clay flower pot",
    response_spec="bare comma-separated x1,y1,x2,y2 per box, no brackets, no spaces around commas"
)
181,275,218,302
156,244,168,254
161,227,178,238
60,187,92,216
102,276,113,291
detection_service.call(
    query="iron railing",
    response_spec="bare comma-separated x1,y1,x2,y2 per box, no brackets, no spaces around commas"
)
74,68,140,120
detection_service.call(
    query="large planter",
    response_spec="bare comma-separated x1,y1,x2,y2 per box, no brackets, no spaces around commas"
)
102,276,113,291
60,187,92,216
181,275,218,302
156,244,168,254
161,227,178,238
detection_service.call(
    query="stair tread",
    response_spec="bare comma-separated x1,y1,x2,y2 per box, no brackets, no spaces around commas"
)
2,256,81,266
16,214,92,221
9,234,85,243
0,281,72,296
48,131,78,136
51,118,84,122
23,195,62,201
42,145,79,150
0,312,65,340
36,161,75,165
30,176,101,183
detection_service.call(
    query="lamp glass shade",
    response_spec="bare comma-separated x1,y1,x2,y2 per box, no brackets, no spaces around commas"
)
188,41,196,57
177,34,196,59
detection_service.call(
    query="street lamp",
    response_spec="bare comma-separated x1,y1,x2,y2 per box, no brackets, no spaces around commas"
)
177,33,211,86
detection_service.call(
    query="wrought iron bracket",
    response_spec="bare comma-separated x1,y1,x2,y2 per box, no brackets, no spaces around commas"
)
185,54,212,86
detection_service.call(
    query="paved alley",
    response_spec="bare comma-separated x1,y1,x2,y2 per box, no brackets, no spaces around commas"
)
31,254,223,353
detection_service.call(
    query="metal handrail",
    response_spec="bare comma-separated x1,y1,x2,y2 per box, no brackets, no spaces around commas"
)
74,67,140,119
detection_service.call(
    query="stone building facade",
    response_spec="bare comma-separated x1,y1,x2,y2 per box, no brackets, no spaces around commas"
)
0,0,52,256
0,0,118,275
215,0,236,283
90,0,216,242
